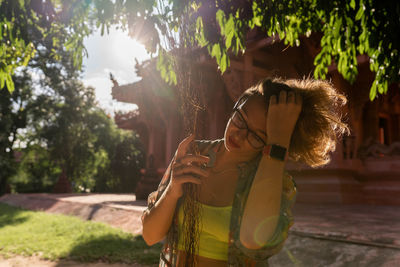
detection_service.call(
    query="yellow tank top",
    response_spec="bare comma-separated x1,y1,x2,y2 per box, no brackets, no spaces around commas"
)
177,201,232,261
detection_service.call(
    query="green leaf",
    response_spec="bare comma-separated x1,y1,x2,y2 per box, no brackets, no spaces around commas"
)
216,10,226,34
211,43,221,63
378,83,383,94
333,17,342,36
369,80,377,100
170,70,177,85
196,16,202,31
225,31,234,49
235,36,243,54
383,80,388,94
252,15,262,27
355,4,364,20
156,50,166,78
313,65,320,78
196,17,208,47
336,36,342,53
350,0,356,9
0,72,5,89
225,15,234,37
220,52,228,73
5,73,14,93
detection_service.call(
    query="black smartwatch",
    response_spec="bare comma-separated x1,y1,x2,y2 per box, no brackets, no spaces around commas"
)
262,144,288,161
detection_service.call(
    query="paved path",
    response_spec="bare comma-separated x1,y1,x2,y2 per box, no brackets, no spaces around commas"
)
280,203,400,266
291,203,400,250
1,193,400,266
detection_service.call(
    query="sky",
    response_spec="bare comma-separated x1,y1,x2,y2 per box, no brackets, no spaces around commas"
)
82,27,151,115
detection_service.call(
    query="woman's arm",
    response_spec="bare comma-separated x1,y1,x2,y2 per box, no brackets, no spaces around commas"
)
142,162,181,246
239,152,286,249
240,90,301,249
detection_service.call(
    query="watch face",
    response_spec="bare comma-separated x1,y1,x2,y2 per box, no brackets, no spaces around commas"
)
270,145,287,160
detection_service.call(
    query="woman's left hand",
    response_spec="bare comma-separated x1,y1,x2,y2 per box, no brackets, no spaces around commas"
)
266,90,302,147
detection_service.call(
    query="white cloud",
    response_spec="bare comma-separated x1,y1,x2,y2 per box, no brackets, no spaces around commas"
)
82,27,150,115
82,72,138,115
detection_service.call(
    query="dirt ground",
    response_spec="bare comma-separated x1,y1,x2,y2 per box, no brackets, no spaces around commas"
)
0,255,152,267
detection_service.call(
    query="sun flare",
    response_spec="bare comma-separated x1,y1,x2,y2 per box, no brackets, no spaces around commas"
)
111,31,150,66
83,28,151,115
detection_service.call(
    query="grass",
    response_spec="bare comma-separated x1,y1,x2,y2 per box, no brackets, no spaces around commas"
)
0,203,162,265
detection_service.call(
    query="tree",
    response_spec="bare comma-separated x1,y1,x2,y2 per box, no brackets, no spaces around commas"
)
11,144,60,193
1,37,145,194
6,70,145,194
92,119,145,193
1,0,399,100
0,69,32,195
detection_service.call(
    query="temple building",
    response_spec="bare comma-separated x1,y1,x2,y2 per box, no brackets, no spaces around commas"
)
112,32,400,206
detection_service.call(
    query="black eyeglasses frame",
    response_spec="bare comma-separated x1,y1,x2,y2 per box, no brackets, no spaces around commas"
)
230,107,266,149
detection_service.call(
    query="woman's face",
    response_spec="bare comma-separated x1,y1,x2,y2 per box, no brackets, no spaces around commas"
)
223,95,268,158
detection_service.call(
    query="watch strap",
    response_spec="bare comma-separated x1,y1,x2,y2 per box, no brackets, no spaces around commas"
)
263,144,288,161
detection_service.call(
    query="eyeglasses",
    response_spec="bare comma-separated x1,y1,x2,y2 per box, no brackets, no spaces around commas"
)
230,108,266,149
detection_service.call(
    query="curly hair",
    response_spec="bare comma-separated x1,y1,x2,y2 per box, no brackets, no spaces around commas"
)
234,77,350,167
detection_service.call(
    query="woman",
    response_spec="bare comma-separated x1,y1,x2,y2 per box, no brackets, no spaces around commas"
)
141,77,348,266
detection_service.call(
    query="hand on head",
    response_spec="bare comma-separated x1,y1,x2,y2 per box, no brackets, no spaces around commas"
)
266,90,302,147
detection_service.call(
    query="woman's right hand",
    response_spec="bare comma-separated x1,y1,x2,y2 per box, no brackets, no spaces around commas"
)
168,134,210,199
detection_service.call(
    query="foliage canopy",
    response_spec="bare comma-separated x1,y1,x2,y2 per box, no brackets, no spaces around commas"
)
1,0,399,100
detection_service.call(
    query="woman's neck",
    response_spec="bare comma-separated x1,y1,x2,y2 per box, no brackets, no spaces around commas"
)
215,141,259,167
